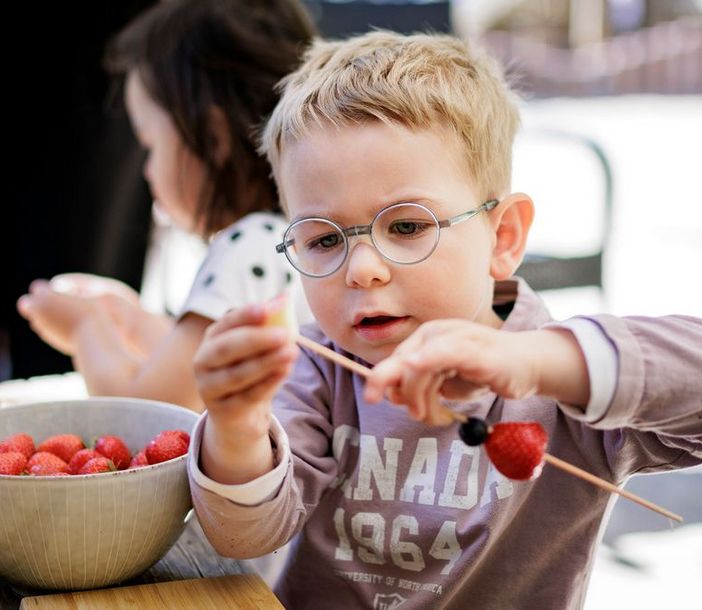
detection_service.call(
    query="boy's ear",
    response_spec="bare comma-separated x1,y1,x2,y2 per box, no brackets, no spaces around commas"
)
488,192,534,281
207,106,231,166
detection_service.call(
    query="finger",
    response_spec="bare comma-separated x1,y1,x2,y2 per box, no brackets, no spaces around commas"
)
205,304,268,339
441,375,489,400
405,342,471,375
386,385,407,405
208,369,290,415
399,368,438,422
197,343,298,402
365,321,461,403
440,377,490,401
364,356,408,403
16,295,34,318
28,279,51,295
424,373,456,426
195,325,292,371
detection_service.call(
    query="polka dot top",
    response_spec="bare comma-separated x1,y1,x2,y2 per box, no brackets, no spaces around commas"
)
178,212,313,325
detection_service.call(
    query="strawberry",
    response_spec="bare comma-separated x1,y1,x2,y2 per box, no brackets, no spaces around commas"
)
0,452,28,475
94,435,131,470
37,434,85,463
27,452,70,476
145,430,189,464
159,429,190,445
129,451,149,469
67,448,102,475
77,456,114,475
0,433,35,459
484,422,547,481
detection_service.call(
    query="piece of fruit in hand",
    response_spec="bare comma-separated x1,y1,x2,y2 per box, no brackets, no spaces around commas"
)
0,433,35,460
37,434,85,463
0,452,28,475
27,452,70,476
264,293,297,335
95,435,132,470
484,422,547,481
145,430,190,464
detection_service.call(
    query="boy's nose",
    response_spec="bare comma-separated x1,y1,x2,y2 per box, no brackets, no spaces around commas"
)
344,239,391,288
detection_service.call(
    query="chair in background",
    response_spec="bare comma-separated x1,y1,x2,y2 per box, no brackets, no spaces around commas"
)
513,127,614,296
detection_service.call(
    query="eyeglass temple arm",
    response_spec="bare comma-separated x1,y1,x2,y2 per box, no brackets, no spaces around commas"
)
439,199,499,228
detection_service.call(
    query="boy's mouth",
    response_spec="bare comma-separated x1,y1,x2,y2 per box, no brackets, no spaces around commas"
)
353,315,409,342
358,315,398,327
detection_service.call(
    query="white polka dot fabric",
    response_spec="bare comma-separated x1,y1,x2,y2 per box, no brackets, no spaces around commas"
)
179,212,313,325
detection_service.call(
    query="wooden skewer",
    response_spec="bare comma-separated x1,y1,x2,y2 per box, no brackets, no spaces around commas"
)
296,333,372,378
542,454,682,522
295,333,683,523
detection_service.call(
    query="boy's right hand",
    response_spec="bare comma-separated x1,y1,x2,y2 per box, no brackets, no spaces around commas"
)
193,302,298,484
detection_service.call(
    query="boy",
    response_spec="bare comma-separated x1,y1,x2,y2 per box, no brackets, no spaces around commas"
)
188,32,702,609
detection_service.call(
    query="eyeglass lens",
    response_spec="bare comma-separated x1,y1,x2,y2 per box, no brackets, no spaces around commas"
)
285,203,440,276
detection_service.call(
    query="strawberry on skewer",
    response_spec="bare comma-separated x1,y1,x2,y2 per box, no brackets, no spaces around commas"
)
459,418,547,481
457,415,682,522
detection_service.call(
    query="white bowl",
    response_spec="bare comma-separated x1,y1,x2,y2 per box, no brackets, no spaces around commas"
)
0,397,198,591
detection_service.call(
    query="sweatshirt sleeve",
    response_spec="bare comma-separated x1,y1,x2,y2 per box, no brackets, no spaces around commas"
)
188,412,290,505
188,338,340,559
553,314,702,477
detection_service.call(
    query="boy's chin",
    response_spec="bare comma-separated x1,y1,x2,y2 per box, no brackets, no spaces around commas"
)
352,343,397,367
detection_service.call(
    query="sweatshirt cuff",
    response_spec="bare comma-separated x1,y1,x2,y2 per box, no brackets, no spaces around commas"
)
543,317,618,422
187,411,290,505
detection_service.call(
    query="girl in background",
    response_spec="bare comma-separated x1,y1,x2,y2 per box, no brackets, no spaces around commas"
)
17,0,317,411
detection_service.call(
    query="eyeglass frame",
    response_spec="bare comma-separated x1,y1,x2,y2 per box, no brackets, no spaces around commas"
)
275,198,500,278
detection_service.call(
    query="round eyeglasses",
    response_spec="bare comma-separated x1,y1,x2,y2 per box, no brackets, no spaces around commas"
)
275,199,499,278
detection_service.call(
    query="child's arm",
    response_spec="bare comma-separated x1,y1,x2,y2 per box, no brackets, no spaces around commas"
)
365,319,590,423
193,303,298,484
98,292,175,357
17,279,209,411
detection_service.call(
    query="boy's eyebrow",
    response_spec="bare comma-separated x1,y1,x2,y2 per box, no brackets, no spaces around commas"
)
288,196,439,224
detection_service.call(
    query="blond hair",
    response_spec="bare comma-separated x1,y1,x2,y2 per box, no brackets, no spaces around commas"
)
260,30,521,203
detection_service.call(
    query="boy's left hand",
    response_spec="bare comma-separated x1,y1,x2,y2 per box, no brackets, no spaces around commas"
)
365,319,589,424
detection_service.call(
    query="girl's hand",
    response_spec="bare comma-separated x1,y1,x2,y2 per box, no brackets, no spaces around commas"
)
48,272,163,353
365,319,589,424
17,280,105,355
50,273,141,303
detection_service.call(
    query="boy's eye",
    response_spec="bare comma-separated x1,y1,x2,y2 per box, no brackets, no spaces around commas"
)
307,231,342,251
388,220,431,237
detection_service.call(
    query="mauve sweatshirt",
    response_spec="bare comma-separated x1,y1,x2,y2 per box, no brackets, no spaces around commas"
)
189,279,702,610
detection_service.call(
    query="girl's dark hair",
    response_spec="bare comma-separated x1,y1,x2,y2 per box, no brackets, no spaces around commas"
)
105,0,316,236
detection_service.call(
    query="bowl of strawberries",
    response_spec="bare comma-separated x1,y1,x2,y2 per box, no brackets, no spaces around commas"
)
0,397,199,591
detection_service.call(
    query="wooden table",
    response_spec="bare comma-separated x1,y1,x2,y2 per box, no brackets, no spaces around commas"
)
0,519,283,609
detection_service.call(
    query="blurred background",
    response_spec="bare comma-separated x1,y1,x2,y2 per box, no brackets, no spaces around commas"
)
3,1,701,607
